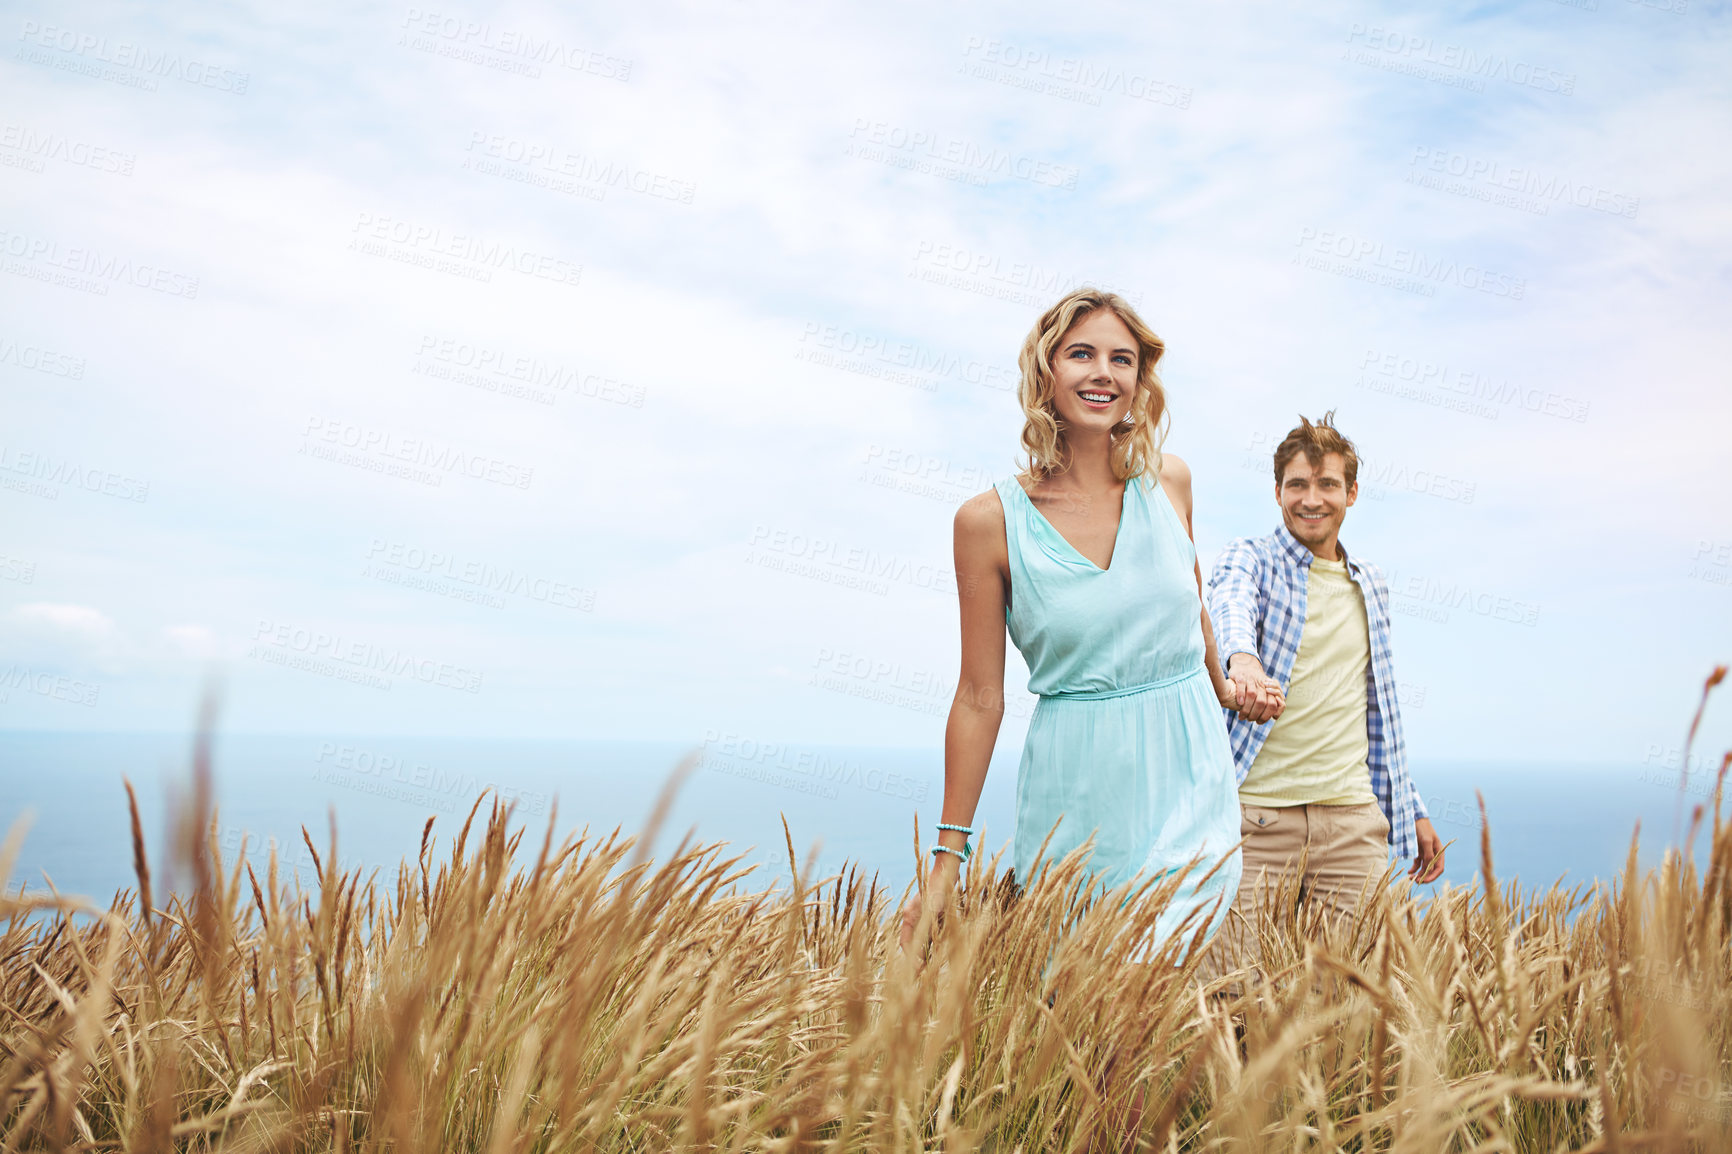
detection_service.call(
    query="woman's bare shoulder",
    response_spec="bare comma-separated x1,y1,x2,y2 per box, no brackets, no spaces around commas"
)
955,486,1006,538
1157,452,1195,526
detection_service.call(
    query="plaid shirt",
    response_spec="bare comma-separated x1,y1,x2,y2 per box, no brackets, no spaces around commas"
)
1205,523,1428,861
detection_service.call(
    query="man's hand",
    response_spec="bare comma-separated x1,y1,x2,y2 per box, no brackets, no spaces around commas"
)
1409,818,1445,883
1227,653,1285,724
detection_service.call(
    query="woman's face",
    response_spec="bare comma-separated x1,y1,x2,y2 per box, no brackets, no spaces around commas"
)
1048,308,1140,437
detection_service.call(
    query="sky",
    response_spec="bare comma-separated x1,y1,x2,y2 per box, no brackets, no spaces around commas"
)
2,0,1730,785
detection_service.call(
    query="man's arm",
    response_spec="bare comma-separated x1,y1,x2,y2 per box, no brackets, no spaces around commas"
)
1207,540,1283,723
1366,561,1444,883
1404,773,1445,881
1206,539,1262,667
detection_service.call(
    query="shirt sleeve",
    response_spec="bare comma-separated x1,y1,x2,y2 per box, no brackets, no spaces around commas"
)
1407,775,1430,824
1206,539,1263,667
1359,559,1392,626
1366,562,1427,826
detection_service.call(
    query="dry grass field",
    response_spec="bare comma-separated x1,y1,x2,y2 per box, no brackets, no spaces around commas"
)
2,670,1728,1151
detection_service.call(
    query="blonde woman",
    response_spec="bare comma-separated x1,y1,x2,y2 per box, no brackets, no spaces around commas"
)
901,288,1258,954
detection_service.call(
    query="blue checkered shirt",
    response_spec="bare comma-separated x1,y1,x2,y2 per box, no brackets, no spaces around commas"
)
1205,523,1428,861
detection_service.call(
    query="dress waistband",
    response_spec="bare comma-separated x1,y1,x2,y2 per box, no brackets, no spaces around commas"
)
1038,665,1205,701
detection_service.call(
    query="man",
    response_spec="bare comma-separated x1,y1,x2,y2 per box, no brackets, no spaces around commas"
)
1206,412,1444,975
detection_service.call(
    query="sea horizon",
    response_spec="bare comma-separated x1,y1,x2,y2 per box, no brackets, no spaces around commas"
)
3,729,1720,909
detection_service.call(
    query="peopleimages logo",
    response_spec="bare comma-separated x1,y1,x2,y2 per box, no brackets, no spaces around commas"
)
908,239,1144,310
464,132,695,204
0,553,36,584
0,122,135,176
746,525,957,596
699,730,930,803
313,742,549,815
1343,24,1575,95
0,226,200,298
250,618,484,693
861,445,994,493
300,417,534,489
795,322,1018,395
806,646,1036,722
1357,349,1589,423
0,665,100,707
846,118,1079,190
1383,569,1540,627
1689,540,1731,588
414,335,646,408
365,539,595,611
957,37,1193,109
0,444,149,502
1407,147,1639,220
348,213,582,288
398,9,632,81
1357,456,1476,504
0,333,85,378
1294,227,1525,300
15,20,251,93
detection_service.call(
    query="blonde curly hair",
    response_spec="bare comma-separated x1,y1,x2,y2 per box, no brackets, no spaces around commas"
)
1014,288,1169,487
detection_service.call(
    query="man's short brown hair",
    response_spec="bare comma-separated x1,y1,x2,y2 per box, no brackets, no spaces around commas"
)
1273,411,1359,489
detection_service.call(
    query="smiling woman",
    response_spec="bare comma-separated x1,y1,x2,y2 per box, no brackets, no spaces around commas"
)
903,288,1264,970
1015,293,1168,497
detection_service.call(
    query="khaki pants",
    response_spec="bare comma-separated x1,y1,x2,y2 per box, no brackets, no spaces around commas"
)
1203,801,1391,984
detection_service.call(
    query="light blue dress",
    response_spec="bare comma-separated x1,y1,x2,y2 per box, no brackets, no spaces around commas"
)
995,471,1242,950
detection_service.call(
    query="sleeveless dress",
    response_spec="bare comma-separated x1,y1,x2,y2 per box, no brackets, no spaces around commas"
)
994,472,1242,952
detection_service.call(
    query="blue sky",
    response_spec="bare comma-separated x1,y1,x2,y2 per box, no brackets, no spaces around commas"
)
2,0,1729,778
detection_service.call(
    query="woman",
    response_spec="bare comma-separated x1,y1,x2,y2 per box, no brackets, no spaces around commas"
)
900,288,1256,956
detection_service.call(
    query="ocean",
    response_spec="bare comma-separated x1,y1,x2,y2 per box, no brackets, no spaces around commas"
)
0,730,1719,908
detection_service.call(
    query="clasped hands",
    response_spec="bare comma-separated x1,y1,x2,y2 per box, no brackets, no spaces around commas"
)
1221,652,1285,723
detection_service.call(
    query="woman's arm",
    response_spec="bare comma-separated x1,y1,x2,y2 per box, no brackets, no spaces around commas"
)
901,489,1009,945
1159,454,1240,710
936,489,1010,865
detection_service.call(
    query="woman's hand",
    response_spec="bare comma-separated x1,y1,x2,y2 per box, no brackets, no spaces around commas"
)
1227,653,1285,723
899,855,963,950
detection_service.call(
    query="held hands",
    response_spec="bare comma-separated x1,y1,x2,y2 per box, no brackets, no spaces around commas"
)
1226,653,1286,724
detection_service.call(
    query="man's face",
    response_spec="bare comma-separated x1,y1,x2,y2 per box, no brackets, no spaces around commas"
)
1278,451,1357,555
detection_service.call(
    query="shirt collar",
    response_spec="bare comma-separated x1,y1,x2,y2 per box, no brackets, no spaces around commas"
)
1273,521,1314,567
1273,520,1362,577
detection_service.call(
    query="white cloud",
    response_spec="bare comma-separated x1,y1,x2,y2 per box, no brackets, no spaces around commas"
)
2,602,125,676
162,624,219,659
9,603,116,637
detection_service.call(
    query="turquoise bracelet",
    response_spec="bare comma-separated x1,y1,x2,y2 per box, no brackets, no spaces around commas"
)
936,822,975,835
930,842,972,862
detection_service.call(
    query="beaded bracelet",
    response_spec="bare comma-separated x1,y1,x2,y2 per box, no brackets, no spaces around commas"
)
929,843,971,862
936,822,975,835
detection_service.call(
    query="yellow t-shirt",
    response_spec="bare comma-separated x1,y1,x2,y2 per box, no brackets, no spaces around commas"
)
1239,556,1377,807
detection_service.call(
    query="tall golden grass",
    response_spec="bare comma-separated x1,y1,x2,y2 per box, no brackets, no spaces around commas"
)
2,670,1728,1151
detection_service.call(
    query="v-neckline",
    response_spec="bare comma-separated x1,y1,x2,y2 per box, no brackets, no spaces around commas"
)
1016,478,1131,573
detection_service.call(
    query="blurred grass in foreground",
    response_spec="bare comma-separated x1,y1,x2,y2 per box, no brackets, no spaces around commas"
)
2,668,1728,1152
